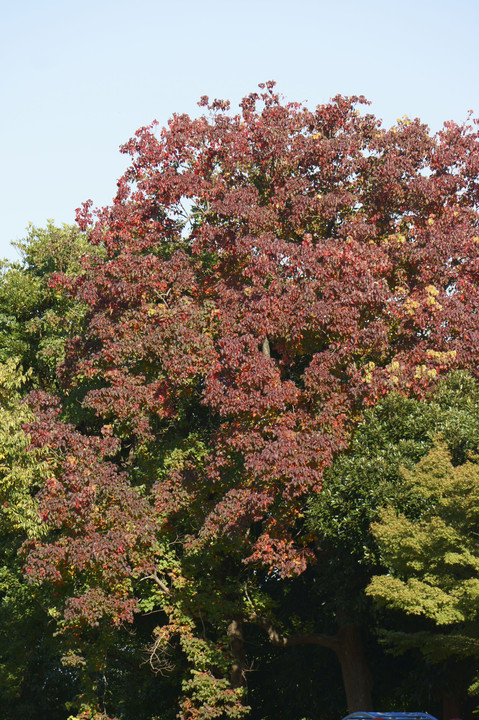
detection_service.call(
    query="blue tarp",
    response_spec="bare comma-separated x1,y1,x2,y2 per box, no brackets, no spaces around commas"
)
342,713,439,720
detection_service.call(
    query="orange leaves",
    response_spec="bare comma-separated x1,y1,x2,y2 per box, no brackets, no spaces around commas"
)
245,532,313,579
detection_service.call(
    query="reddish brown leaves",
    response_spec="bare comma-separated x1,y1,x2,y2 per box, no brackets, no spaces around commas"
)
22,392,158,626
56,86,479,581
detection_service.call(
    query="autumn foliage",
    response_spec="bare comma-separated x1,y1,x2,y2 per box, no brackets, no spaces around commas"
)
16,83,479,718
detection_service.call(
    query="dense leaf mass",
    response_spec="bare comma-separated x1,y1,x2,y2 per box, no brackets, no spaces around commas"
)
16,84,479,718
64,85,479,576
23,392,158,628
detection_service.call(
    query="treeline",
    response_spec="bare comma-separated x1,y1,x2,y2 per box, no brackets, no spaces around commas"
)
1,85,479,720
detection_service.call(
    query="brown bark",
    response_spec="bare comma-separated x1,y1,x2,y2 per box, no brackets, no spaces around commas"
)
335,623,373,712
228,618,247,689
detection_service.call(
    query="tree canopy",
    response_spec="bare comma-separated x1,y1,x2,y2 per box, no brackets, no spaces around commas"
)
3,83,479,719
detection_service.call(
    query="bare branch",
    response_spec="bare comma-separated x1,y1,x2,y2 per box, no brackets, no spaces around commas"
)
144,632,175,676
141,570,171,595
261,337,271,358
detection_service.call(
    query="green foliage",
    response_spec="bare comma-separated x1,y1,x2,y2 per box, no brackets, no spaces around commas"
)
0,359,70,718
367,442,479,679
0,223,93,391
180,671,248,720
306,373,479,607
0,359,50,535
302,372,479,711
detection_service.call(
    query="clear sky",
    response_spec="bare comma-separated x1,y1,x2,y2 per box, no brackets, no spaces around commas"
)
1,0,478,260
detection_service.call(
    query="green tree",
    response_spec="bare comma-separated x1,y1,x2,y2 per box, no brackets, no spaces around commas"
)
302,371,479,713
367,441,479,708
0,223,93,392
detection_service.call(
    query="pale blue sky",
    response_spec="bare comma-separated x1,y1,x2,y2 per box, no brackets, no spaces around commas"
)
1,0,477,260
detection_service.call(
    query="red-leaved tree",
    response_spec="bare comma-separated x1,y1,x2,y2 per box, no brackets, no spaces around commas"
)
24,83,479,718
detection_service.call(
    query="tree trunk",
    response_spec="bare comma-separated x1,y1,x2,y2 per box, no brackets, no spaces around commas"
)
249,613,373,713
228,618,247,689
334,623,373,712
442,690,461,720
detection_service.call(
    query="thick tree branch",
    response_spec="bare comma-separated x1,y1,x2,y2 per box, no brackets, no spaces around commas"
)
142,570,171,595
248,614,339,651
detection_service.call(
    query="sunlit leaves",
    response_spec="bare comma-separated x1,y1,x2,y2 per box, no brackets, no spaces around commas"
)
367,442,479,684
19,84,479,717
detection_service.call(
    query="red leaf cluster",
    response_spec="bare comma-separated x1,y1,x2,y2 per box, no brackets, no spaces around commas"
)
22,392,158,626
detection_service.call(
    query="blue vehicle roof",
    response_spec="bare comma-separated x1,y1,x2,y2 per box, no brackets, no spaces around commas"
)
342,713,438,720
